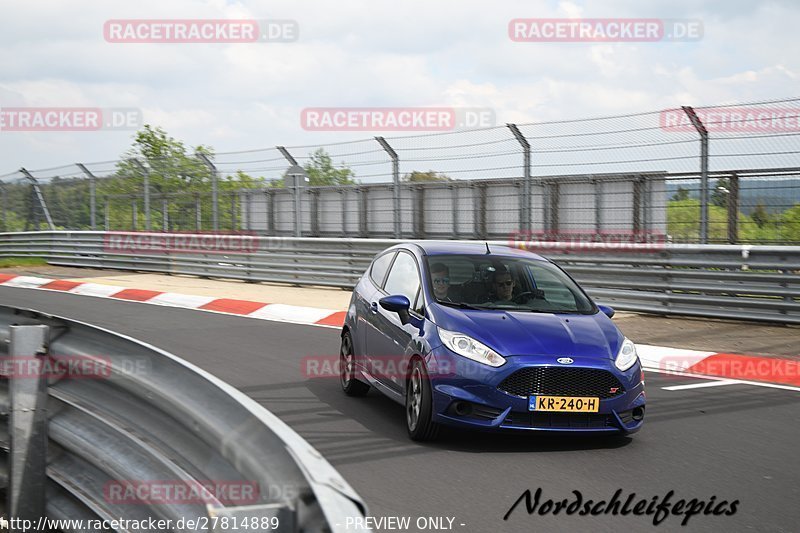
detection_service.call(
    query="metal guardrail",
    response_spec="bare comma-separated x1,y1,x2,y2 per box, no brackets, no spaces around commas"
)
1,231,799,324
0,304,368,531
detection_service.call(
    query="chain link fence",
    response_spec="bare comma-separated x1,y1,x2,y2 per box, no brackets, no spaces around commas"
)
1,97,798,243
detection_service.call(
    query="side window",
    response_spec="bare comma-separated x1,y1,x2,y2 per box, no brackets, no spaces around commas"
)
528,264,578,309
383,252,421,308
370,252,396,287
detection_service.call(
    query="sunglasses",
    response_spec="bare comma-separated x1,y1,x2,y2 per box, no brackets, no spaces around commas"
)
495,280,514,287
433,277,450,284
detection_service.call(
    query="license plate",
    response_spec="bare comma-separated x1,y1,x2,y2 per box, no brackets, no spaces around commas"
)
529,396,600,412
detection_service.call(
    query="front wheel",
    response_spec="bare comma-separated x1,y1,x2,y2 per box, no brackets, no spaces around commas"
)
406,359,439,441
340,332,370,397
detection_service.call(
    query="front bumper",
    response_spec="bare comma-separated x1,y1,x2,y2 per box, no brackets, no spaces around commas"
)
426,347,646,434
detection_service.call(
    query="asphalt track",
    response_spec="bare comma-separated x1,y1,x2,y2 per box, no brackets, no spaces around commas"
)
2,286,798,533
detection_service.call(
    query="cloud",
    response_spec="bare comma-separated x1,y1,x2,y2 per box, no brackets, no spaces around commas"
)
0,0,798,177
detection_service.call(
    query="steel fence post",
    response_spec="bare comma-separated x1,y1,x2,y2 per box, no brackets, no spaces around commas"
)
267,189,275,235
76,163,97,230
728,172,740,244
594,178,602,239
277,146,298,166
359,187,368,238
471,184,479,239
277,145,301,235
633,177,643,237
340,189,347,237
8,324,50,524
131,197,138,229
230,192,237,231
508,124,531,232
545,181,559,235
295,184,301,237
245,191,252,232
451,183,458,239
1,184,6,231
104,197,110,230
195,193,202,231
130,159,151,231
310,189,319,237
644,175,652,239
162,197,169,232
682,106,709,243
375,137,400,238
19,168,55,230
196,152,219,231
285,165,307,238
478,184,487,239
415,186,426,239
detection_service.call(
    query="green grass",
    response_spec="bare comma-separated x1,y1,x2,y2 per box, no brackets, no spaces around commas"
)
0,256,48,268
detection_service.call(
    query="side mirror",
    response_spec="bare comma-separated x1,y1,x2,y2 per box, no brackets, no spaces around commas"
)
598,304,615,318
380,295,411,325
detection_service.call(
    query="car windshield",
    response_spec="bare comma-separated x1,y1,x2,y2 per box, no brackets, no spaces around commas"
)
426,254,595,314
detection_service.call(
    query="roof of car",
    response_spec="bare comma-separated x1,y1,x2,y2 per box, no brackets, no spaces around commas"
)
404,241,547,261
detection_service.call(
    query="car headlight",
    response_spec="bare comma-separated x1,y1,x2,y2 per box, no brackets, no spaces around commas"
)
438,328,506,367
615,337,639,371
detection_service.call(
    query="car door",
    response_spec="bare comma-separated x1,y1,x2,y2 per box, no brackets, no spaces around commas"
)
356,251,395,356
366,250,423,394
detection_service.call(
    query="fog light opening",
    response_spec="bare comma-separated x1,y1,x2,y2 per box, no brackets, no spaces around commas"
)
453,401,473,417
632,406,645,421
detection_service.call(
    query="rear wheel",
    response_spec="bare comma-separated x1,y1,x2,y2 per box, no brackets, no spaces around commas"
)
340,332,370,397
406,359,439,441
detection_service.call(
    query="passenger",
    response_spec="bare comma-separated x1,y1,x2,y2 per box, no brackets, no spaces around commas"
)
430,263,454,302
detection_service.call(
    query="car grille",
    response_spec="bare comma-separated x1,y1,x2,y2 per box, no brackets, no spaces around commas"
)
503,411,614,429
498,366,625,399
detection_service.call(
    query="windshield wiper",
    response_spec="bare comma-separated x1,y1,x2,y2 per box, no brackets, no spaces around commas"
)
436,301,487,310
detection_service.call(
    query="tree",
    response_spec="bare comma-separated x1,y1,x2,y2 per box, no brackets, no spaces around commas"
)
303,148,356,186
710,178,730,208
751,202,770,228
667,198,728,241
779,203,800,242
270,148,356,187
113,125,215,194
99,125,265,231
402,170,452,182
671,187,690,201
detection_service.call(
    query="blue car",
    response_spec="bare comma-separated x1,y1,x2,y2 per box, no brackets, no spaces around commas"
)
340,241,645,441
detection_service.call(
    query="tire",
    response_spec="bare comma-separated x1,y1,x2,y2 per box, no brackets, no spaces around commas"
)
340,332,370,397
406,358,440,441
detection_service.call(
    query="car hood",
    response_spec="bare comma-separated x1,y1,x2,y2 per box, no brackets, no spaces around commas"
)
430,304,623,360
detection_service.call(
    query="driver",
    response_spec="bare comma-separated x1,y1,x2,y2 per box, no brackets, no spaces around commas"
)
490,268,515,302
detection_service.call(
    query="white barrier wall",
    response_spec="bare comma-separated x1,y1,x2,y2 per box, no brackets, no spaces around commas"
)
242,175,667,238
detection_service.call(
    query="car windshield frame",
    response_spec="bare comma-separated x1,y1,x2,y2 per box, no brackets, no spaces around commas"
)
425,254,597,315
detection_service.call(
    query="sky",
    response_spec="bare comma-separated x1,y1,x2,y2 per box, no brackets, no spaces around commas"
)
0,0,797,179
